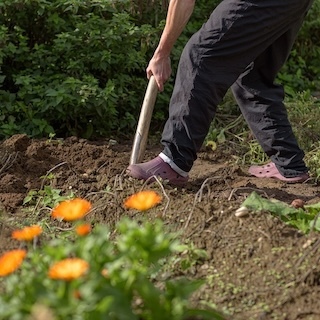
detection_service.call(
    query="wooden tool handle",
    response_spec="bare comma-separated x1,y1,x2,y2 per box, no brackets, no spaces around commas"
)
129,76,158,165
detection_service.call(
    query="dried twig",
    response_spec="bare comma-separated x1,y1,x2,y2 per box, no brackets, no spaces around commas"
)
85,190,115,198
0,150,18,175
114,172,125,190
295,237,320,270
184,176,222,230
39,161,68,190
228,187,269,201
141,175,170,218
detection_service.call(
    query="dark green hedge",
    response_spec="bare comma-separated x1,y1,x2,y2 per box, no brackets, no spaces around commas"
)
0,0,319,139
0,0,162,138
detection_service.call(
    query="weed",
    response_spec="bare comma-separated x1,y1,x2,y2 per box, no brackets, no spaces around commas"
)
23,186,74,209
305,143,320,181
241,192,320,234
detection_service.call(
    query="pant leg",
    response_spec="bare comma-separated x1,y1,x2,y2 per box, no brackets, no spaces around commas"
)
231,22,309,177
161,0,314,172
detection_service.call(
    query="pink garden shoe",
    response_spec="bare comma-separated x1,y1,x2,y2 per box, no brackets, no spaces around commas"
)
127,156,189,186
248,162,309,183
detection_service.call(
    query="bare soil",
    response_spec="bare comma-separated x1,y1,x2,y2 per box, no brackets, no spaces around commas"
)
1,134,320,320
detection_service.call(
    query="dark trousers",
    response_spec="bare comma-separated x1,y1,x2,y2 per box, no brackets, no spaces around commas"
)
161,0,313,177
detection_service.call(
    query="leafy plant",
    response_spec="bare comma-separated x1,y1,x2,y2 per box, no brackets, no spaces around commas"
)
23,186,74,209
305,144,320,182
0,0,161,139
0,0,319,139
0,195,225,320
278,0,320,94
241,192,320,234
286,92,320,151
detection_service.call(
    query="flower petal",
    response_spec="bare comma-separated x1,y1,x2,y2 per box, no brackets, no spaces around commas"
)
52,198,92,221
75,223,91,236
0,249,27,277
12,225,42,241
124,190,162,211
48,258,89,281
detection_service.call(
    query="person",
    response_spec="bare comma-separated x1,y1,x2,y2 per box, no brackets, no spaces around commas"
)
127,0,313,187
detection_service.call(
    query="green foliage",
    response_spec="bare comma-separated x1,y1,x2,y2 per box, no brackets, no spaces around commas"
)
241,192,320,234
0,0,160,138
305,143,320,182
23,186,74,208
0,0,319,139
284,92,320,179
0,0,221,139
0,217,224,320
286,92,320,151
278,0,320,94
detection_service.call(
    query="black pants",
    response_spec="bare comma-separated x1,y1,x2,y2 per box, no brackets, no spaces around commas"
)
161,0,313,177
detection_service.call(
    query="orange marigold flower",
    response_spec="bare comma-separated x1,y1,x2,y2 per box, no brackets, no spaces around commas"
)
48,258,89,281
12,225,42,241
124,190,162,211
75,223,91,236
0,249,27,277
51,198,92,221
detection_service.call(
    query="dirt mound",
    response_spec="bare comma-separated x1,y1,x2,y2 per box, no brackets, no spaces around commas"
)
1,134,320,320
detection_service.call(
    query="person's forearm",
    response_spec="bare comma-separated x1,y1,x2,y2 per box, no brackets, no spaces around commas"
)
155,0,195,58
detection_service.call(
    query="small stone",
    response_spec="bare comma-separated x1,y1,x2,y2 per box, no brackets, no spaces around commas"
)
235,206,249,217
290,199,305,209
302,239,313,249
200,264,209,270
108,139,117,145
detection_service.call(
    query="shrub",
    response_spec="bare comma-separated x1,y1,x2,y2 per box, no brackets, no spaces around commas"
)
278,0,320,94
0,0,319,139
0,0,160,138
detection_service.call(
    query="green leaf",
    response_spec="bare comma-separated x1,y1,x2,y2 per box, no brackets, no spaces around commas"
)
242,192,298,217
217,129,226,144
310,216,320,232
241,192,318,234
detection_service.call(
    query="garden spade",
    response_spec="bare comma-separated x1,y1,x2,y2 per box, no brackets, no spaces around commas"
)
129,75,158,165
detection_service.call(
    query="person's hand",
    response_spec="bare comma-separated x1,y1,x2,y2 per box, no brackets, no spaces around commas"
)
146,55,171,92
145,0,195,91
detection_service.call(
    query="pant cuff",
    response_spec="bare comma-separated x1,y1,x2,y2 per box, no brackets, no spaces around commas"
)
159,153,189,177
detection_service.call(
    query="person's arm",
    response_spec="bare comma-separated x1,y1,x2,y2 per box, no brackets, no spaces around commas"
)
147,0,195,91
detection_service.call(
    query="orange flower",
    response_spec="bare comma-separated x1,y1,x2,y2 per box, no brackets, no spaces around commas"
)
48,258,89,281
0,249,27,277
51,198,92,221
75,223,91,236
12,225,42,241
124,190,162,211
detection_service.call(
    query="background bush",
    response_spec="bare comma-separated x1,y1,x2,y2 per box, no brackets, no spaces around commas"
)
0,0,162,138
0,0,319,139
278,0,320,95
